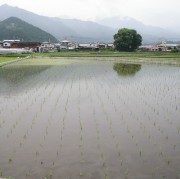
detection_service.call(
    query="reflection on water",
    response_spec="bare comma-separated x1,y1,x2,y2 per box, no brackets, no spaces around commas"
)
0,65,52,94
113,63,141,76
0,65,51,84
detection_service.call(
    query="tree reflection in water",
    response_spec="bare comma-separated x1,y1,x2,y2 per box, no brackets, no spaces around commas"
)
113,63,141,76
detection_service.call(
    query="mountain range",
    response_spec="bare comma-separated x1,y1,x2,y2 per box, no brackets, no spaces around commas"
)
0,4,180,44
0,17,58,42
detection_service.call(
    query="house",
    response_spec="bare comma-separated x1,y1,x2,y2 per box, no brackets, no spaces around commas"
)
60,40,70,50
41,42,54,48
1,40,41,52
96,43,114,50
40,42,54,52
61,40,70,47
159,42,179,51
60,40,76,51
77,43,99,51
107,43,114,49
3,40,20,48
98,43,107,49
139,45,167,52
151,45,167,52
54,43,61,51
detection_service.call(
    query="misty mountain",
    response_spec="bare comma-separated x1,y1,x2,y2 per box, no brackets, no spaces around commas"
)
98,16,180,43
55,18,116,42
0,4,180,44
0,17,58,42
0,4,114,42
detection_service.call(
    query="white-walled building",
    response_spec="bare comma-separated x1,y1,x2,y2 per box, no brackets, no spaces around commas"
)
40,42,55,52
60,40,76,51
2,40,21,48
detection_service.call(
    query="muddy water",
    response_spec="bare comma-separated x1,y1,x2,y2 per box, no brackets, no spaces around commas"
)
0,58,180,179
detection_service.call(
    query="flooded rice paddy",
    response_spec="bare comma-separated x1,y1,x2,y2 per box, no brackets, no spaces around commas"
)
0,58,180,179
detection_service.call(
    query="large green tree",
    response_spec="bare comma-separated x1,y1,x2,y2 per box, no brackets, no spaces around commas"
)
113,28,142,52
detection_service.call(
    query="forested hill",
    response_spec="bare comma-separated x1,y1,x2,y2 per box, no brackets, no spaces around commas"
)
0,17,58,42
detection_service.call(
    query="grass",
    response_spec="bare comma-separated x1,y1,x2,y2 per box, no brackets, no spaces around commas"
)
0,53,30,58
1,51,180,64
32,50,180,59
0,53,31,66
0,57,18,63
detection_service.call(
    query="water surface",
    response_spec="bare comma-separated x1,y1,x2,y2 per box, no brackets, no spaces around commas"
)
0,58,180,179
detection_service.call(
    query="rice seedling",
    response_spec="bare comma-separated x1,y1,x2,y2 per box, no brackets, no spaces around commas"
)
177,126,180,134
0,168,2,177
8,156,12,163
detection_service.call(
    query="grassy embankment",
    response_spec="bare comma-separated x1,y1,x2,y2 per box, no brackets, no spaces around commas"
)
0,53,29,64
33,51,180,61
1,51,180,62
0,57,17,63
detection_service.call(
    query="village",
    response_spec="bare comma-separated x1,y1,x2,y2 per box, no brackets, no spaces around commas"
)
0,39,179,54
0,39,115,54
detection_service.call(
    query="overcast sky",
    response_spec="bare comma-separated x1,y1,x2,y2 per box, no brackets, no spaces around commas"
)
0,0,180,28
